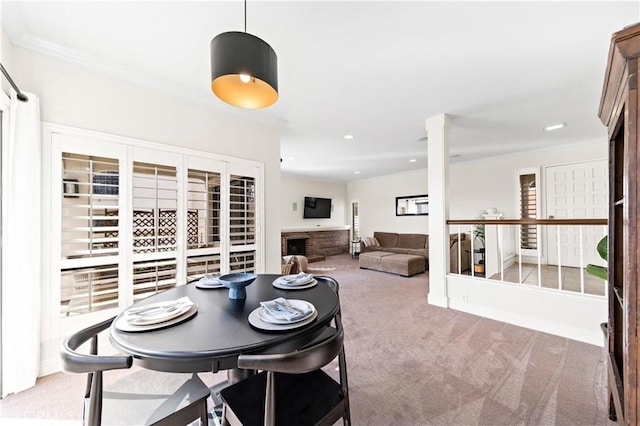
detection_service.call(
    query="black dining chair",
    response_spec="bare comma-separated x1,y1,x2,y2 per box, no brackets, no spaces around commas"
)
219,310,350,426
60,316,210,426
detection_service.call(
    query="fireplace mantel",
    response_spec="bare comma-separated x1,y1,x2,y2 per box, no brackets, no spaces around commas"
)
281,225,350,233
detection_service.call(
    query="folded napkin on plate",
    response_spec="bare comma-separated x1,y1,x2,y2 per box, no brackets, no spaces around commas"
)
199,273,221,285
279,272,313,285
125,296,194,325
260,297,313,322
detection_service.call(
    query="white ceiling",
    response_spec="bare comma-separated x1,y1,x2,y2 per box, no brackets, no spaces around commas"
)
2,1,637,182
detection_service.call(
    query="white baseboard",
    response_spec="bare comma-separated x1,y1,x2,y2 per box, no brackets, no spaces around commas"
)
448,299,604,346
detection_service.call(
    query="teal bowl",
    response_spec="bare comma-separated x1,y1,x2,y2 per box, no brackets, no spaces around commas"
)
218,273,257,299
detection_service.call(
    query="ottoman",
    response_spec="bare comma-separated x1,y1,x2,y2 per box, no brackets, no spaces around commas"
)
359,251,394,270
359,251,426,277
381,254,425,277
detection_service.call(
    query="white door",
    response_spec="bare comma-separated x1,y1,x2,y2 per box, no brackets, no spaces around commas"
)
545,160,608,267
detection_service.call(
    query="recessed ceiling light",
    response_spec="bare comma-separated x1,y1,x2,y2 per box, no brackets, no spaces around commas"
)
288,157,295,160
544,122,566,131
344,134,354,140
354,171,360,174
409,159,417,163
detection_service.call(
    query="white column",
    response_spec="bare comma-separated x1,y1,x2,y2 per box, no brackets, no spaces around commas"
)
426,114,450,308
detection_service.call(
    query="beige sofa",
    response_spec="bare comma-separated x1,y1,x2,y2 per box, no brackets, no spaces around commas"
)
360,231,471,273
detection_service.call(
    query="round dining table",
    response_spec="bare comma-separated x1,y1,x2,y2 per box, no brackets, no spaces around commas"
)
109,274,340,374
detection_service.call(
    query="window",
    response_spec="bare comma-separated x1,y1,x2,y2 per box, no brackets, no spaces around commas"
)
351,201,360,240
131,160,179,301
229,175,256,246
517,169,539,254
60,153,120,316
50,125,264,320
228,167,258,272
131,162,178,253
186,165,222,281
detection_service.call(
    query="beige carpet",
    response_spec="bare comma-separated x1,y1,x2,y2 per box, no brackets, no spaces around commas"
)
0,255,612,425
315,255,612,425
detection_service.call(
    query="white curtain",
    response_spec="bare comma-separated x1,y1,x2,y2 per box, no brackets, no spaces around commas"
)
2,91,41,396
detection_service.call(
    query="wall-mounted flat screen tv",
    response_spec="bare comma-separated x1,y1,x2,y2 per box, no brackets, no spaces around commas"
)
303,196,332,219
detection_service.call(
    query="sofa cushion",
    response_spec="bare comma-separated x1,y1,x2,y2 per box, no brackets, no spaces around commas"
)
379,247,409,255
397,233,427,249
408,248,428,258
374,232,399,248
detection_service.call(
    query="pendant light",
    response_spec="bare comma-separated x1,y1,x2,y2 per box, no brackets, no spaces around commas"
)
210,0,278,109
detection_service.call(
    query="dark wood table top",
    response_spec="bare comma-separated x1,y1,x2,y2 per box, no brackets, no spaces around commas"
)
109,274,339,373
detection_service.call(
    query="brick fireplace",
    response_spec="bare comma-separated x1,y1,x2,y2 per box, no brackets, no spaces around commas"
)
281,229,349,262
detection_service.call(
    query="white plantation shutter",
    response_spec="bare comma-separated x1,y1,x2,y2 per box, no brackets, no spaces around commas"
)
229,174,256,246
132,258,177,301
130,158,179,299
132,162,178,253
60,153,121,316
61,264,119,315
187,254,222,280
186,165,223,280
229,250,256,273
51,126,264,325
61,154,120,259
351,201,360,240
227,163,260,272
518,171,538,253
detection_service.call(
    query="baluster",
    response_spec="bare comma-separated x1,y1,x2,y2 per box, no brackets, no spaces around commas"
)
518,223,523,284
556,224,562,290
579,226,585,294
537,224,542,288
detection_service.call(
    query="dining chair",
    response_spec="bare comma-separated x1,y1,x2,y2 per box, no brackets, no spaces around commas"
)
60,316,210,426
313,275,350,424
219,306,351,426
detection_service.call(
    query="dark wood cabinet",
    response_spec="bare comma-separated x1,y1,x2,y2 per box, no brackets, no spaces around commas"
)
599,22,640,425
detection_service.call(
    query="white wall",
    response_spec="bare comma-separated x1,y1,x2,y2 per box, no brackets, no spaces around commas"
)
342,142,606,240
347,169,428,238
0,29,12,95
281,173,348,230
449,141,607,220
11,47,282,273
447,275,607,346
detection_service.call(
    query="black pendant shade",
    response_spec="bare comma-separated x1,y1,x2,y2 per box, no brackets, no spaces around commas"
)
210,31,278,109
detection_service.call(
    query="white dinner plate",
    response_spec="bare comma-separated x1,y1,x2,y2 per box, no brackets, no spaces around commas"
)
257,300,315,324
195,274,224,289
195,281,225,289
248,307,318,332
272,278,318,290
114,305,198,332
125,302,193,326
275,274,314,285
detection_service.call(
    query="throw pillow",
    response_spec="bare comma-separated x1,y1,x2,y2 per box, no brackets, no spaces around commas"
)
363,236,380,247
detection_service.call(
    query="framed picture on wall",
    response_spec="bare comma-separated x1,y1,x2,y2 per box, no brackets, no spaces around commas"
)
396,194,428,216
